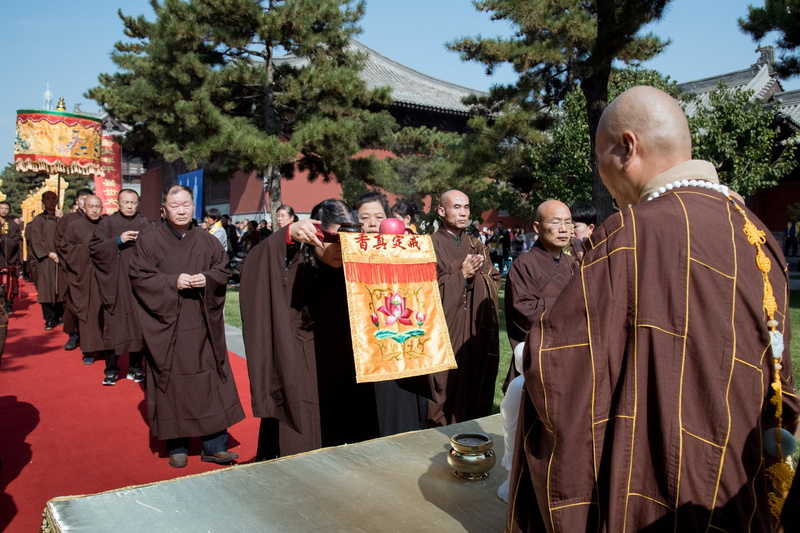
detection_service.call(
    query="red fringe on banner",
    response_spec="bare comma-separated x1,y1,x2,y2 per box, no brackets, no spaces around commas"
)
344,262,437,284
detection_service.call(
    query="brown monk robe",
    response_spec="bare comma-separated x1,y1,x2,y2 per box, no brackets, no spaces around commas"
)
504,201,577,388
507,87,800,532
88,190,151,383
57,196,110,360
429,190,501,427
26,191,63,329
56,189,92,345
0,201,22,313
129,186,243,467
241,200,381,459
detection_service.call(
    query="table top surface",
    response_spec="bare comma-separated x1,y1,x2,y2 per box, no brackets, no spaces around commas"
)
47,415,508,533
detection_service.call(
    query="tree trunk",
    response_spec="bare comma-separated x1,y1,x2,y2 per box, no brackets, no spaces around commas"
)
267,164,282,225
261,2,281,224
581,72,614,223
162,158,187,191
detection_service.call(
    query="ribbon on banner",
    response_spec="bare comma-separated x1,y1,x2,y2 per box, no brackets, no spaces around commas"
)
340,232,457,383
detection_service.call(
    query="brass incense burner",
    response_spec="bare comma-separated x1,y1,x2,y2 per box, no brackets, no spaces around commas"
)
447,432,496,480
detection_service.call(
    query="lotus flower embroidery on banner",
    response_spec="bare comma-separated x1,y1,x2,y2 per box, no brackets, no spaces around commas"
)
371,291,426,347
377,293,414,326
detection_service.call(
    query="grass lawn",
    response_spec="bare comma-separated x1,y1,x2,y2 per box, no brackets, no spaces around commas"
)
225,282,800,410
224,286,241,329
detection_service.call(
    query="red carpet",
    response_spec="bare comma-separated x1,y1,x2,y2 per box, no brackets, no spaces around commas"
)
0,281,259,532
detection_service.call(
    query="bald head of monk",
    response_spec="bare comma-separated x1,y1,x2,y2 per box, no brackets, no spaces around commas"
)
84,195,103,222
437,190,471,233
533,200,572,257
596,86,692,207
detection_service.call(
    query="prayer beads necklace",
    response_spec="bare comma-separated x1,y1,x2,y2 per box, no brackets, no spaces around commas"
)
645,179,729,201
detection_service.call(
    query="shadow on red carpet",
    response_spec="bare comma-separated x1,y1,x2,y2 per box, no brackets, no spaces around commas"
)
0,282,258,532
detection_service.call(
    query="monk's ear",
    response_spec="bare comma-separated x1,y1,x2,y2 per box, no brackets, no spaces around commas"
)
620,130,639,170
437,204,445,218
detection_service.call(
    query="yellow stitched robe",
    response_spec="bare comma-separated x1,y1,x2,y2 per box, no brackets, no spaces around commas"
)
507,184,799,532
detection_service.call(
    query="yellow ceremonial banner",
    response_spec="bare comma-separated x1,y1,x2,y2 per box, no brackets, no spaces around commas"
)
15,110,103,176
341,232,457,383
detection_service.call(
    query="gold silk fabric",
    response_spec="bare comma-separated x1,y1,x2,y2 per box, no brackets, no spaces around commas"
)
15,110,103,176
340,233,457,383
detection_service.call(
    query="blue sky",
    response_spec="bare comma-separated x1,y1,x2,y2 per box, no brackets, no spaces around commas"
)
1,0,797,170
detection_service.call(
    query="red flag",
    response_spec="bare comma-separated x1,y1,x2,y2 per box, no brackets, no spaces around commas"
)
95,136,122,215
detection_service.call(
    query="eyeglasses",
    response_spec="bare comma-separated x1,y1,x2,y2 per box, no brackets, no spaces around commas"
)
542,219,574,229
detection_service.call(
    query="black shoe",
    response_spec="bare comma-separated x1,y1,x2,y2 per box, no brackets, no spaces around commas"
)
102,374,117,386
82,354,95,365
64,334,80,351
44,321,56,331
127,370,145,383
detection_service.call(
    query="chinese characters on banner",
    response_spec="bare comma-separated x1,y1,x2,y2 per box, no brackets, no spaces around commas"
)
340,232,457,383
95,136,123,215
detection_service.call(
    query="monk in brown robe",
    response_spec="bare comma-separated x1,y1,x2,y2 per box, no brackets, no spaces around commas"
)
26,191,63,330
58,195,111,368
89,189,151,384
507,86,800,532
0,201,21,315
130,185,244,468
504,200,576,388
56,188,93,351
429,190,501,426
241,199,381,460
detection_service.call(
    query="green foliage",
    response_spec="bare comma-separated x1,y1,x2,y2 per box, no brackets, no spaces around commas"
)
355,126,507,230
690,81,798,196
527,68,681,208
449,0,673,221
740,0,800,78
522,73,796,206
87,0,396,215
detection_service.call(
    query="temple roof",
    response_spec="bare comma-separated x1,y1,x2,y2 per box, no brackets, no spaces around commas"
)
678,57,782,117
275,39,487,115
774,89,800,131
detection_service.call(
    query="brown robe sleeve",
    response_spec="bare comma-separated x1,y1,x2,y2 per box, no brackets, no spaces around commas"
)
27,217,52,261
129,225,181,392
0,221,21,267
130,225,230,392
505,246,577,350
57,221,94,322
240,227,305,431
88,217,121,313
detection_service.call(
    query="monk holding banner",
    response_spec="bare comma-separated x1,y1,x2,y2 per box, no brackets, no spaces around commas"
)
506,86,800,532
429,190,501,426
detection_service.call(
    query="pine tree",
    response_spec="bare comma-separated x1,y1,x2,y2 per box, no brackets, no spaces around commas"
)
449,0,671,221
740,0,800,78
87,0,395,221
